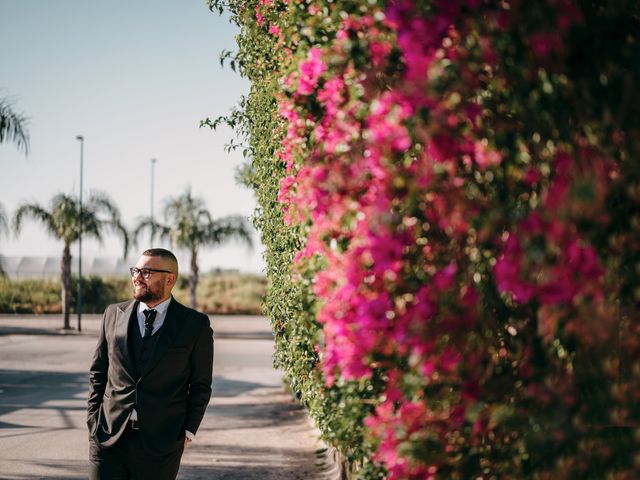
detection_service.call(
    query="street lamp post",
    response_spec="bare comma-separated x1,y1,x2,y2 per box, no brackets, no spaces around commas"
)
150,158,157,246
76,135,84,332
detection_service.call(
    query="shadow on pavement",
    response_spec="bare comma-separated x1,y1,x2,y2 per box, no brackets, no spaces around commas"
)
178,463,317,480
206,399,306,431
0,460,88,479
212,375,274,398
0,326,79,336
0,369,87,422
180,443,326,480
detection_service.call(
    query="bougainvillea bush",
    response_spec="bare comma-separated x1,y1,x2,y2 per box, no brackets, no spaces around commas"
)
207,0,640,478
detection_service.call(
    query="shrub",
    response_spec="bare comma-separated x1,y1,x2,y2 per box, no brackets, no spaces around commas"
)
70,275,131,313
0,273,266,315
0,277,61,313
173,272,266,314
210,0,640,478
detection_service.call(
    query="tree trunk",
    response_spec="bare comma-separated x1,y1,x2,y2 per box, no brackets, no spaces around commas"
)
189,250,199,309
61,244,72,330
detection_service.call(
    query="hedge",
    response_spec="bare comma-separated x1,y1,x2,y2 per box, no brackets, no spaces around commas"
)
0,273,265,315
208,0,640,478
0,276,130,314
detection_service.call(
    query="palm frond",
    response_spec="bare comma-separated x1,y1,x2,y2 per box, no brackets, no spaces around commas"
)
87,191,121,219
0,203,8,237
0,97,30,155
209,215,253,249
133,217,171,248
163,187,207,224
157,187,255,308
13,202,53,236
14,192,130,257
84,191,129,257
49,193,80,243
113,222,130,259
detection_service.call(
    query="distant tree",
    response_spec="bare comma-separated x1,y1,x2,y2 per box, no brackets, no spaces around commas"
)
0,95,30,275
0,203,7,238
0,203,7,276
0,97,30,155
14,192,128,329
134,187,252,309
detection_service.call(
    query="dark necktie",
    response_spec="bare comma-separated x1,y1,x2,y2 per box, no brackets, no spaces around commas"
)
143,309,157,338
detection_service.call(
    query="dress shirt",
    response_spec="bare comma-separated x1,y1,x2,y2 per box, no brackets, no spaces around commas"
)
136,296,171,337
130,296,195,441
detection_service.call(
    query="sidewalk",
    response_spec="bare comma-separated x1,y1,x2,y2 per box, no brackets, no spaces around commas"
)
0,313,274,340
0,314,336,479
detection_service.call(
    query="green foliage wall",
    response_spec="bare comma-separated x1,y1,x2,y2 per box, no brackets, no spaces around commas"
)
209,0,640,478
206,1,384,475
0,276,129,314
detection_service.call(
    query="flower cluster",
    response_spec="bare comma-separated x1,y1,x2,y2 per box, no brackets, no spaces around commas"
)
219,0,640,477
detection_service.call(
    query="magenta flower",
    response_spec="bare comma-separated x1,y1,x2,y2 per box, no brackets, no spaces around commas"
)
528,31,564,59
297,47,326,95
269,24,281,36
473,139,503,169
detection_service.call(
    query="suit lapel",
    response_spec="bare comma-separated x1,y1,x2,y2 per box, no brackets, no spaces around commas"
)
115,299,137,375
141,298,182,376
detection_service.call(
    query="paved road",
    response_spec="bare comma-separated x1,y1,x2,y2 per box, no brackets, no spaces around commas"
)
0,315,332,479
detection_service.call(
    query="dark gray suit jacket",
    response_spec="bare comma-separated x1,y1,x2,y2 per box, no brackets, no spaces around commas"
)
87,298,213,456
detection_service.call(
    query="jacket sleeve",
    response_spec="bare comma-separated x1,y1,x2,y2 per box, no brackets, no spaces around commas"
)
184,313,214,435
87,306,110,433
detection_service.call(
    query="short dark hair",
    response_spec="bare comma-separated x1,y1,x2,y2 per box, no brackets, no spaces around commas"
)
142,248,179,275
142,248,177,262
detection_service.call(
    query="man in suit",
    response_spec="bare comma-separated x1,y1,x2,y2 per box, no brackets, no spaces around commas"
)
88,248,213,480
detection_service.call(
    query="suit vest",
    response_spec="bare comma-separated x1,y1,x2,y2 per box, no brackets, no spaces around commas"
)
128,306,162,379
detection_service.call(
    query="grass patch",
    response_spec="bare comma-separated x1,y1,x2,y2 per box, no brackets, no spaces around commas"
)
0,273,266,315
0,276,61,313
174,272,266,314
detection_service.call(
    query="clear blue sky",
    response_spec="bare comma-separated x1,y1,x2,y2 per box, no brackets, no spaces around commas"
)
0,0,264,273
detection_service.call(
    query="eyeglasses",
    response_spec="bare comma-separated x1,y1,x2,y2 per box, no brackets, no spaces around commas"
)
129,267,174,279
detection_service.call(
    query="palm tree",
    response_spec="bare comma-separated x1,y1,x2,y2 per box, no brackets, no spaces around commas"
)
134,187,252,309
0,95,30,275
14,192,129,330
0,203,8,276
0,96,30,155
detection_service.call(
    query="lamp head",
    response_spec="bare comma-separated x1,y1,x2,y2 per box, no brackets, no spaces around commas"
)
76,135,84,141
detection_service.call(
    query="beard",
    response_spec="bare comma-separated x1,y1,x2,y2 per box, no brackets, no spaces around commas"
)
133,283,162,303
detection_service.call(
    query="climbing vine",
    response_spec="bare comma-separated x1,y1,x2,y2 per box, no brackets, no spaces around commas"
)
206,1,640,478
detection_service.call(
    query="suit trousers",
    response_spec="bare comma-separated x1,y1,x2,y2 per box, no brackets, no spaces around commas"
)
89,423,184,480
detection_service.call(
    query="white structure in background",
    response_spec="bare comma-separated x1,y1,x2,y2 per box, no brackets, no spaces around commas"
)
0,255,132,279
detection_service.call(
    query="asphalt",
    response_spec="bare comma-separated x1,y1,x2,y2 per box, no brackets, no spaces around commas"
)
0,314,337,480
0,314,275,340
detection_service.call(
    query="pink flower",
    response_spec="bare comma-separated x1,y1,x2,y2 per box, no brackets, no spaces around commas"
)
440,348,462,373
544,152,572,209
269,24,281,36
297,48,326,95
370,41,392,66
529,31,564,59
473,139,503,169
421,360,436,376
494,233,536,303
367,92,414,152
433,262,457,291
277,175,296,204
317,77,345,114
255,9,264,26
495,213,604,307
523,167,541,186
427,134,458,163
